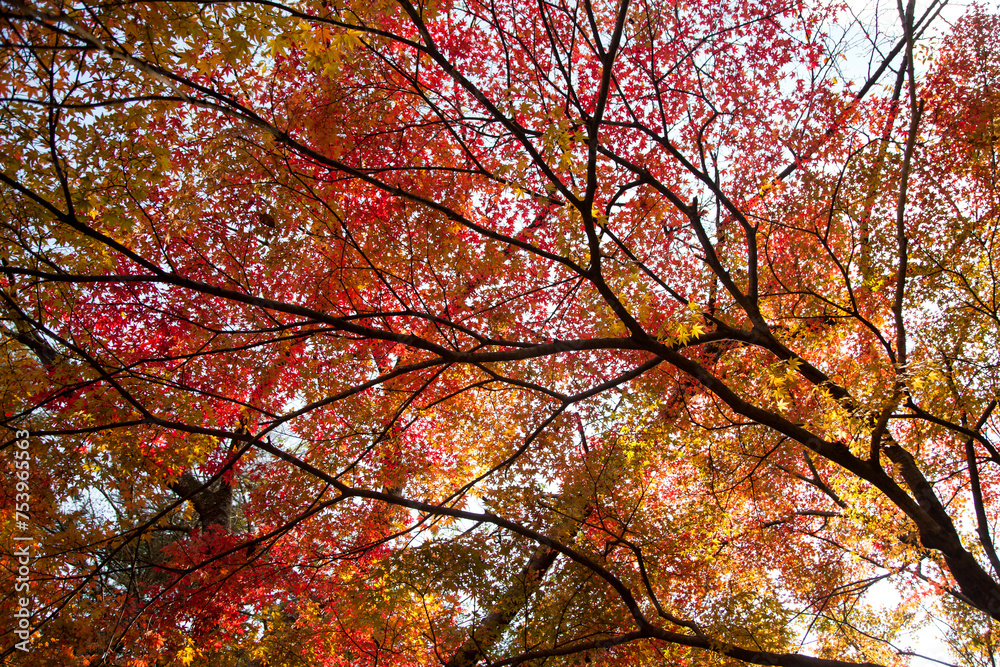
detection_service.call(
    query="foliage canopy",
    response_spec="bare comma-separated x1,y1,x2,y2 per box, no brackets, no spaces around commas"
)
1,0,999,664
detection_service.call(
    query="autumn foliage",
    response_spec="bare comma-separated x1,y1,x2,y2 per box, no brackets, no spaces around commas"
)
1,0,999,664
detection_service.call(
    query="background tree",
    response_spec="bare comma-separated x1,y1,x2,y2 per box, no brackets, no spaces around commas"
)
1,0,998,665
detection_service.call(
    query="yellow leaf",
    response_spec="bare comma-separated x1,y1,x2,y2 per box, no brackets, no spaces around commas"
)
179,640,195,666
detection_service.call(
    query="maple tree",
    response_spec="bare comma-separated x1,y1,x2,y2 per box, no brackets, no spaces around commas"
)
1,0,999,664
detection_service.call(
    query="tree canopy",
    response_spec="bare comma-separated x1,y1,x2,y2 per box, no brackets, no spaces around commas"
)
1,0,999,664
